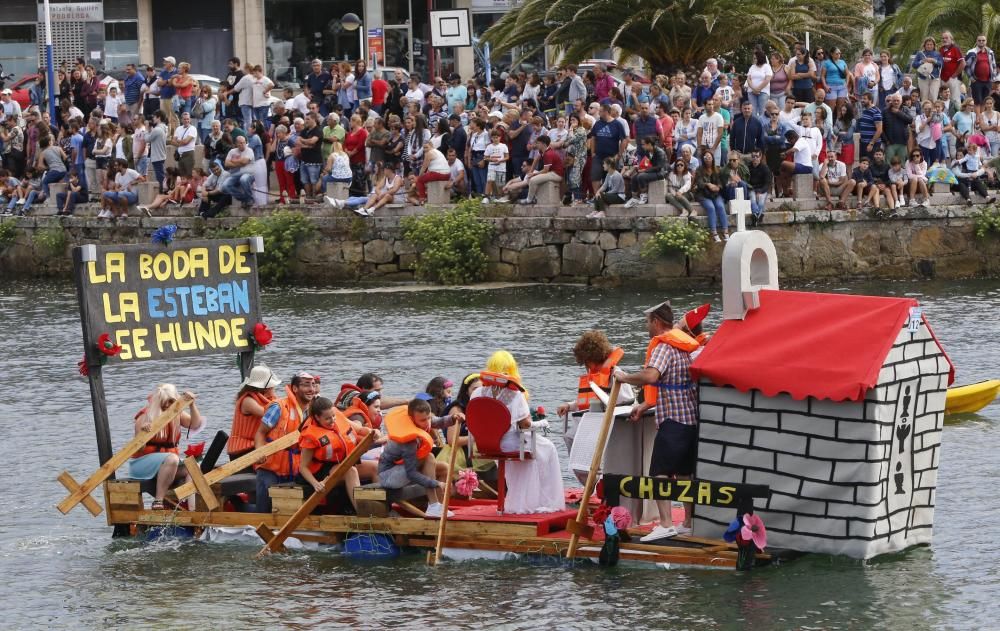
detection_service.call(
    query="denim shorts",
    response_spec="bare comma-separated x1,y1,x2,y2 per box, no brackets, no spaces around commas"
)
103,190,138,204
826,84,848,100
300,163,322,184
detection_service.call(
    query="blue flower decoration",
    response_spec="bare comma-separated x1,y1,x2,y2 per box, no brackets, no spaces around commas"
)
723,518,741,543
152,224,178,246
604,515,618,537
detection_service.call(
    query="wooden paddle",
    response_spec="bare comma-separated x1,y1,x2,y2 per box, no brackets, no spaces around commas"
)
428,418,464,566
566,379,621,560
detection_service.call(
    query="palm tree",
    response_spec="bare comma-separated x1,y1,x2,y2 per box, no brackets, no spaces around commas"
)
483,0,870,74
873,0,1000,59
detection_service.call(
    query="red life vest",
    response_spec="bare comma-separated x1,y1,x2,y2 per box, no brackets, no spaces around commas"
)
383,406,434,461
131,407,181,459
299,410,360,474
257,385,305,477
575,346,625,410
227,390,274,456
642,330,700,404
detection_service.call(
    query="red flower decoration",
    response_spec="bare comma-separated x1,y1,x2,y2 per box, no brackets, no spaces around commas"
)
253,323,273,348
184,442,206,459
592,503,612,527
97,333,122,357
77,355,89,376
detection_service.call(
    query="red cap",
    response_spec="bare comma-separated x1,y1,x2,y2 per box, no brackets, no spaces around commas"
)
683,303,711,330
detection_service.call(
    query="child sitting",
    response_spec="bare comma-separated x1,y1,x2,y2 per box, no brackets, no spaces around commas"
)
296,396,374,512
378,398,462,518
6,168,40,216
887,157,909,208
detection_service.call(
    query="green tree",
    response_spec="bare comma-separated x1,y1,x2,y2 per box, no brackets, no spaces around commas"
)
483,0,870,74
873,0,1000,60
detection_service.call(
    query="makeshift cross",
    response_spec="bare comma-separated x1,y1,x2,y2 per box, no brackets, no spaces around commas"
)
730,188,752,232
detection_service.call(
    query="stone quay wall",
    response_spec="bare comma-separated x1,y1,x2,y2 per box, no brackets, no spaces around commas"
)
1,202,999,285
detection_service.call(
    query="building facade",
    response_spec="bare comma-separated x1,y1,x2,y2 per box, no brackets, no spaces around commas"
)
0,0,491,88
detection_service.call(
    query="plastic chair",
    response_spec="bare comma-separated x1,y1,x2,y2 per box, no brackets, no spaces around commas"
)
466,396,535,514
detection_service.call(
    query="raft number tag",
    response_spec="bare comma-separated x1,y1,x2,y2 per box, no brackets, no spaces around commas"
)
908,307,922,333
602,475,770,509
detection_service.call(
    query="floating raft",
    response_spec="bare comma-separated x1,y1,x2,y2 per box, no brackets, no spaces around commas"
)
104,482,776,569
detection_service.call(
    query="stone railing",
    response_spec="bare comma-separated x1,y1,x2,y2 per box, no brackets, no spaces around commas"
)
2,201,999,285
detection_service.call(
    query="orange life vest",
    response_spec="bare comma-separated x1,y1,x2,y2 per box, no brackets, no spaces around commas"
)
383,406,434,461
335,383,362,410
257,385,305,477
227,390,274,456
642,330,700,404
695,332,710,346
298,410,359,474
575,346,625,410
131,407,182,459
343,397,377,429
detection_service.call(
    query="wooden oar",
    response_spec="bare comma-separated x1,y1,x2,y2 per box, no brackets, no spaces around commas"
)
428,419,464,566
566,379,621,560
256,431,374,557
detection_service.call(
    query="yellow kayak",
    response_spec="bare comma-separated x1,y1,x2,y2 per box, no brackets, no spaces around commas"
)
945,380,1000,415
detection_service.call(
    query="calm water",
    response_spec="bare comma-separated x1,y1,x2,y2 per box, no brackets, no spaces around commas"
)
1,278,998,630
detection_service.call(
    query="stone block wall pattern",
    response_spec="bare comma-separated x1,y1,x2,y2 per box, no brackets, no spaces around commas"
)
692,323,948,559
1,204,1000,284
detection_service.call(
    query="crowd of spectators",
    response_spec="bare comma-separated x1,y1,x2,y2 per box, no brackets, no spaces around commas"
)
3,35,1000,238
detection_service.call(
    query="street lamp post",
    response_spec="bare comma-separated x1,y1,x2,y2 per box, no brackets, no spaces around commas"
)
341,12,365,63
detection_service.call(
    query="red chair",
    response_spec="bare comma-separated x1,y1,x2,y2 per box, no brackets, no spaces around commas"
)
466,396,535,514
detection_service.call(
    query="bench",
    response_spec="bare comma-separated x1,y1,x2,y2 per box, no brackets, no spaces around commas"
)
354,482,428,518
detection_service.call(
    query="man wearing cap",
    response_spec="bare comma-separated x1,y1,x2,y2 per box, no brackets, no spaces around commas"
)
254,371,318,514
0,89,22,128
157,57,178,131
613,301,701,541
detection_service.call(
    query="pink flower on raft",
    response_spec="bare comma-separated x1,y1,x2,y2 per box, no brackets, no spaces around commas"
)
609,506,632,530
455,469,479,497
741,512,767,551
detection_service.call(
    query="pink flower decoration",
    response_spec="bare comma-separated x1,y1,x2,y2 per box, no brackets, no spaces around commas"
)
610,506,632,530
455,469,479,497
741,513,767,551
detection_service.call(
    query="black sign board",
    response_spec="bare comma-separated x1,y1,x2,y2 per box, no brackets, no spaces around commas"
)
602,474,770,509
74,239,262,364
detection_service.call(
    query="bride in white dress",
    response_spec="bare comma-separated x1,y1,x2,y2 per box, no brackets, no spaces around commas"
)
472,351,566,514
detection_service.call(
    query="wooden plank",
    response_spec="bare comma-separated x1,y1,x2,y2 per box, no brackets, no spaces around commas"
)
567,379,620,559
291,532,341,545
429,420,464,565
257,431,375,557
255,524,282,552
397,500,427,518
108,491,141,505
172,431,300,498
272,498,304,514
106,481,141,493
354,487,388,501
56,395,193,515
57,471,103,516
183,457,220,511
268,486,305,499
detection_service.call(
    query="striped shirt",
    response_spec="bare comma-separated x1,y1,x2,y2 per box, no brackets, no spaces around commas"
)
646,343,698,426
858,106,882,145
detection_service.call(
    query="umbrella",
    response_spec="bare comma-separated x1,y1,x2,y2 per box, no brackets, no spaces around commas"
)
968,133,989,148
927,165,958,186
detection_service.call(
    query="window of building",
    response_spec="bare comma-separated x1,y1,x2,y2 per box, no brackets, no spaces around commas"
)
105,21,138,70
264,0,365,84
0,24,37,79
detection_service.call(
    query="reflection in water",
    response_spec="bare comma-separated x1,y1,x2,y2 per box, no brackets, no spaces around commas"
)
0,278,997,629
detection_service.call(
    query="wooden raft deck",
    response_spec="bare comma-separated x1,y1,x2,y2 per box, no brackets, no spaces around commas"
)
105,481,771,569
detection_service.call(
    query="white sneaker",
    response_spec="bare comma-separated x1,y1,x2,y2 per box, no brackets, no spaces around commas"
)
899,196,906,206
351,206,370,217
98,209,112,219
324,196,344,209
424,502,455,518
624,197,638,208
496,196,510,203
674,525,692,536
639,525,679,542
15,198,25,206
712,234,722,242
639,193,648,204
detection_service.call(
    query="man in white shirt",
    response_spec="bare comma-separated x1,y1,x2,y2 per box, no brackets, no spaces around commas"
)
221,134,256,206
610,103,630,137
284,87,310,117
101,158,145,219
794,111,824,175
445,147,466,196
777,128,815,196
696,99,725,164
0,89,23,127
169,111,197,176
818,149,855,209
